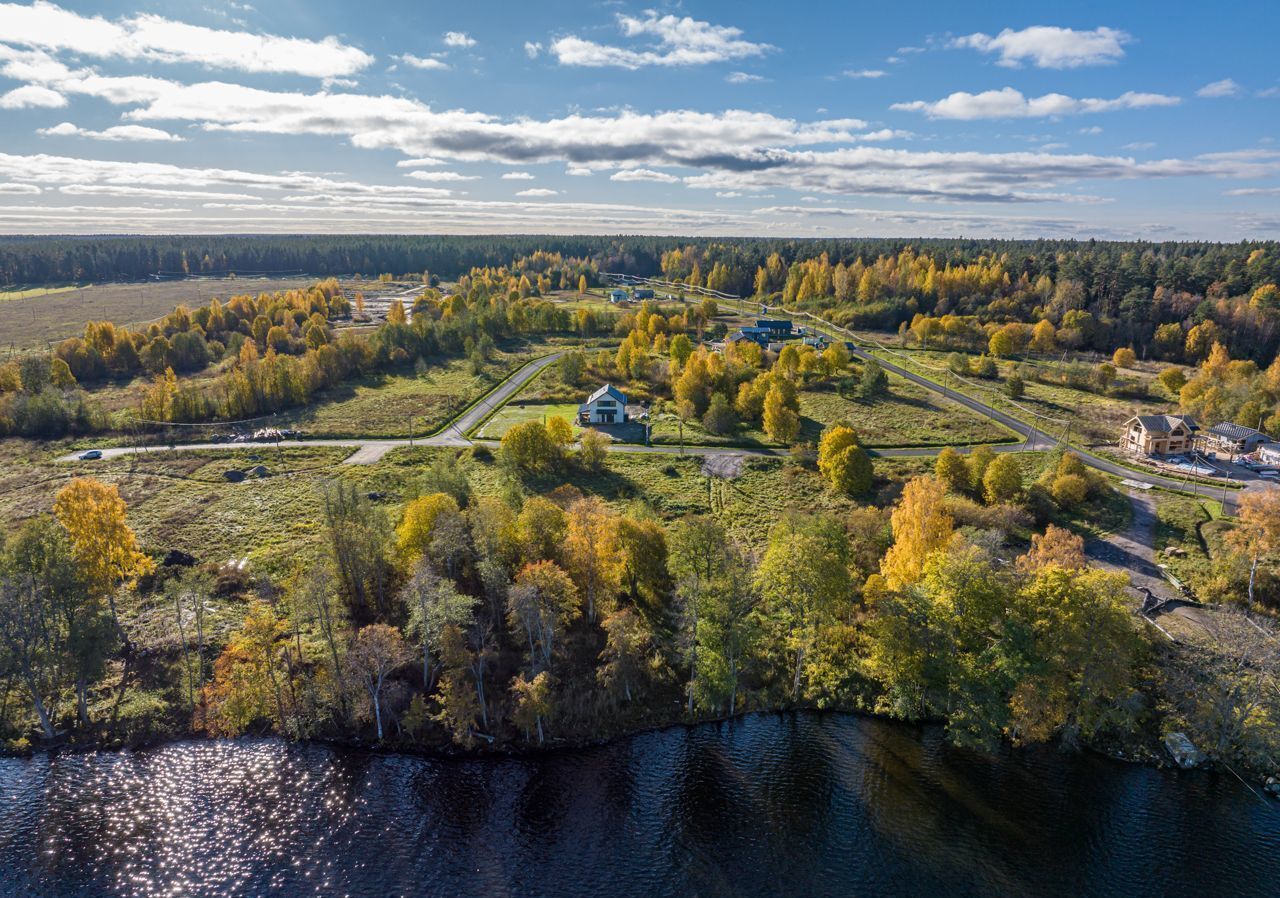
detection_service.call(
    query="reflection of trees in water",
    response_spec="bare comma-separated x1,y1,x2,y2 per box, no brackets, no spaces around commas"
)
7,719,1280,898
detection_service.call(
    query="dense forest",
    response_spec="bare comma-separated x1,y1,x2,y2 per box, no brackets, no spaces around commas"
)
4,235,1279,364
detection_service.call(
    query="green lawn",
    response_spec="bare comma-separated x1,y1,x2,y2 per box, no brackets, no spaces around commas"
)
474,401,583,439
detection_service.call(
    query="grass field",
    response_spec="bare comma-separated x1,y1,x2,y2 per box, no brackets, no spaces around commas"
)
864,346,1176,446
647,371,1014,449
75,338,562,438
274,345,545,439
0,277,318,349
1,435,936,580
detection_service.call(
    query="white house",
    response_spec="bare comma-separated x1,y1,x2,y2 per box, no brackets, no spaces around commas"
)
579,384,628,425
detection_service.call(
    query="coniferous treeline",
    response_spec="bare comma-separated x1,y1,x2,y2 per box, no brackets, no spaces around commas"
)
3,235,1277,296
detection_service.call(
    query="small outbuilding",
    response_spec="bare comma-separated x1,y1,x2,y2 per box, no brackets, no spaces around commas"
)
1120,414,1198,456
1199,422,1269,457
608,288,630,303
579,384,629,425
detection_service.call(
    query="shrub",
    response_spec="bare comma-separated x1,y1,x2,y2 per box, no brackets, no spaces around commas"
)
1051,473,1090,508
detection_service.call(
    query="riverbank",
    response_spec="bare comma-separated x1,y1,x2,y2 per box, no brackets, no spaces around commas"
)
8,696,1268,796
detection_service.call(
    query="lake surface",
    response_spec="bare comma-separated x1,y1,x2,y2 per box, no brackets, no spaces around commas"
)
1,713,1277,897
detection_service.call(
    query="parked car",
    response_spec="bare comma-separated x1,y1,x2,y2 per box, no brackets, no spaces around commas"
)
78,449,103,460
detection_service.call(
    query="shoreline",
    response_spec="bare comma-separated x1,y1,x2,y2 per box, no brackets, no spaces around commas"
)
6,705,1262,790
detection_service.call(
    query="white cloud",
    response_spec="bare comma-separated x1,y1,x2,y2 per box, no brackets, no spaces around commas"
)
892,87,1179,120
611,168,680,183
1079,126,1103,135
404,170,479,181
1225,186,1280,197
843,69,886,79
565,165,594,176
0,83,66,108
396,157,447,168
1258,87,1280,99
1196,78,1242,98
501,171,535,180
37,121,185,141
951,26,1130,69
1122,141,1155,150
726,71,765,83
524,41,542,59
0,1,373,78
397,54,449,71
680,146,1280,203
516,187,558,196
443,31,476,48
119,83,868,170
551,12,772,69
59,184,260,200
0,183,42,194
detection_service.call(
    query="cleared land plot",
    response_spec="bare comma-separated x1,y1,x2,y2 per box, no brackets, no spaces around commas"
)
0,440,351,580
0,277,318,349
274,346,542,439
649,372,1014,449
78,340,552,437
865,346,1175,446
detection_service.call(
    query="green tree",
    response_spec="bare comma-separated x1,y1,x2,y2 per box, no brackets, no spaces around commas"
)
983,454,1024,504
501,420,559,473
754,514,851,699
935,447,970,494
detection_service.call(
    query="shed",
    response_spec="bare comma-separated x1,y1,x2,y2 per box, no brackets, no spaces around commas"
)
608,288,629,303
1200,422,1269,456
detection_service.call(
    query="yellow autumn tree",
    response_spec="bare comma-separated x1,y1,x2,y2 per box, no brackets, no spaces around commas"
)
1228,490,1280,605
386,299,407,324
762,381,800,443
54,477,154,639
880,476,953,590
396,492,461,566
562,497,621,622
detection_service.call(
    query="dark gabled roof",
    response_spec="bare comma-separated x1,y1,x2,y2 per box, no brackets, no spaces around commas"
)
586,383,627,405
756,319,792,330
1134,414,1198,433
1206,422,1264,441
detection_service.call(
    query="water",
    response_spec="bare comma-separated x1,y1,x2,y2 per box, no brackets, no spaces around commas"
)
0,713,1276,898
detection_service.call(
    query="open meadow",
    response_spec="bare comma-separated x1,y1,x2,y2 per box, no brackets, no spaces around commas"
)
0,277,319,349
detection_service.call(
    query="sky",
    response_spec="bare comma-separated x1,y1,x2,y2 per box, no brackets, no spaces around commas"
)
0,0,1278,239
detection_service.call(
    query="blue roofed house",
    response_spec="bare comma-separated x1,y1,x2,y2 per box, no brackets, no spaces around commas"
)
756,319,794,337
608,288,629,303
579,384,628,425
